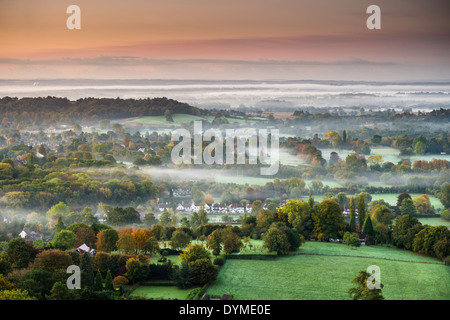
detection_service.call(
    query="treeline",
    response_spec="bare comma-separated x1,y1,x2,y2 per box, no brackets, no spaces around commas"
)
0,159,160,210
0,96,203,123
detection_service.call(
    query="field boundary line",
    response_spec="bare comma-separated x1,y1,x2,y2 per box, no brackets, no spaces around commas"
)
292,252,444,265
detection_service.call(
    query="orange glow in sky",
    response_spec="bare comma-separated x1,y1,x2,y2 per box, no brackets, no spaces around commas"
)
1,0,449,80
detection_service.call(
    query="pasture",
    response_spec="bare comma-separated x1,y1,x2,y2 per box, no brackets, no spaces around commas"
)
205,241,450,300
128,113,262,126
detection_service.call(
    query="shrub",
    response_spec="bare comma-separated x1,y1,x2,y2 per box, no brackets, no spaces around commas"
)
444,256,450,266
187,287,204,300
213,257,225,266
188,259,218,286
32,249,73,272
112,276,129,288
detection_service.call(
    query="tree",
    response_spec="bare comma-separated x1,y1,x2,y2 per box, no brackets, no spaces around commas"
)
6,238,32,269
371,205,394,226
263,224,290,255
95,270,103,291
343,232,360,249
309,180,323,195
105,206,141,226
367,154,383,167
159,210,172,227
116,232,136,254
221,227,244,254
143,212,158,227
400,198,417,216
18,269,55,299
54,216,66,234
96,229,119,253
324,130,342,147
52,230,77,250
172,262,193,289
392,215,423,250
188,259,218,286
0,289,37,300
46,202,70,222
251,200,263,215
198,205,209,225
439,184,450,209
362,215,376,245
277,200,310,232
104,270,114,291
1,191,29,209
125,258,143,284
348,271,384,300
80,252,95,289
412,225,450,257
357,193,366,232
179,243,211,264
256,209,275,229
75,227,97,249
143,237,160,255
164,109,174,122
206,229,222,256
32,249,73,272
349,196,356,232
49,282,71,300
132,228,153,252
414,141,426,155
412,194,434,216
396,193,412,212
170,229,192,250
312,199,345,241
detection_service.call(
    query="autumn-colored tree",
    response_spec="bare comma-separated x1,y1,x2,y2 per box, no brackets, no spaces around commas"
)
221,227,243,254
32,249,73,272
116,232,136,254
75,227,97,249
412,194,434,215
96,229,119,253
132,228,152,252
113,276,129,288
204,194,214,206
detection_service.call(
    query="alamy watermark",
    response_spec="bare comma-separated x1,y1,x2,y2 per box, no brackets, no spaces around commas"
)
170,121,280,175
366,265,381,290
66,265,81,289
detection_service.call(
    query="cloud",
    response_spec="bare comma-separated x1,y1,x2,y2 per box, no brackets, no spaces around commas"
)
0,56,402,68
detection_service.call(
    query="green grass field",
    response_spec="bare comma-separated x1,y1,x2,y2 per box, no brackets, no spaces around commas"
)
129,283,191,300
369,193,444,210
418,217,450,228
321,147,449,165
128,114,263,126
205,241,450,300
129,113,216,125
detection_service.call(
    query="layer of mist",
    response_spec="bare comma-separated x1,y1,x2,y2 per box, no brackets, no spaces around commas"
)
1,79,449,111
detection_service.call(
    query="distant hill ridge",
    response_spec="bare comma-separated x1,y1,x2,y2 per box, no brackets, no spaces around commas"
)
0,96,203,120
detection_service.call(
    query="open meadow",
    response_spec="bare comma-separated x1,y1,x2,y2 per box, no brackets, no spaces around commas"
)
205,241,450,300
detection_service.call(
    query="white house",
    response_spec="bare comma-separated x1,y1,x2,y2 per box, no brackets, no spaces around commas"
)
76,243,96,256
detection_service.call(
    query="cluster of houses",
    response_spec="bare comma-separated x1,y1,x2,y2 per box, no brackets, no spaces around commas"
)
158,202,252,215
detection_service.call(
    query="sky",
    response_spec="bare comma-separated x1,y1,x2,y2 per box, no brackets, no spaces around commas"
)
1,0,449,80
